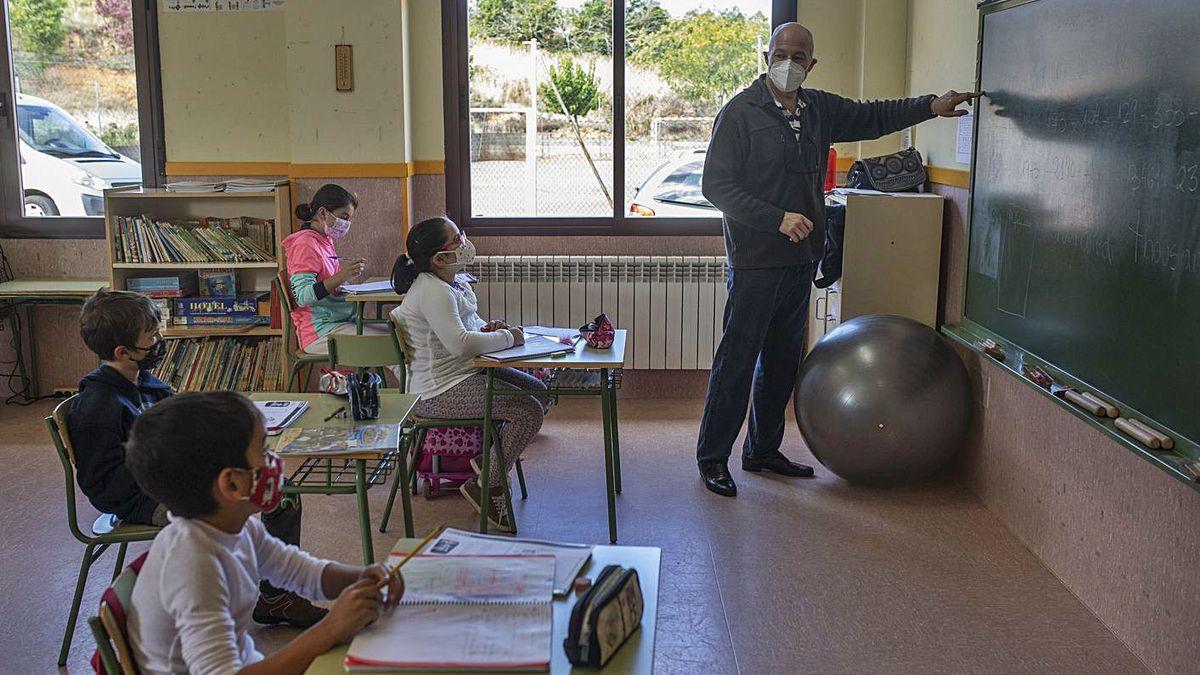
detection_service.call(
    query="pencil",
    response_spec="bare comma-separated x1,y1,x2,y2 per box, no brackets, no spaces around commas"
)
377,523,446,589
322,406,346,422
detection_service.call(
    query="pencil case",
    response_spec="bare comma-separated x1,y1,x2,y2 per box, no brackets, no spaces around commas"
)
564,565,643,668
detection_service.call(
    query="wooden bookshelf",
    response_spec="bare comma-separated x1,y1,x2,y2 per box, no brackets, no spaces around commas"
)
103,185,293,392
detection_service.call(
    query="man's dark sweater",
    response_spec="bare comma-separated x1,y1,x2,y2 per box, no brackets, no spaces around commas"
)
702,75,936,269
69,365,172,524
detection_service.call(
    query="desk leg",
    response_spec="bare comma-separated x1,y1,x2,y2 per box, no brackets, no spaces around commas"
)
25,305,40,398
399,442,415,537
610,378,622,494
356,459,375,564
600,368,618,543
479,369,496,534
356,304,366,335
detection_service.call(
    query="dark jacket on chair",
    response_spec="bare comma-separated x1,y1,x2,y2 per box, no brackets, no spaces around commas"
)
68,365,173,524
702,75,935,269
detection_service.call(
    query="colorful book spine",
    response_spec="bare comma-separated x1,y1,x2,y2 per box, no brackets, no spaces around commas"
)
173,293,269,317
171,316,270,326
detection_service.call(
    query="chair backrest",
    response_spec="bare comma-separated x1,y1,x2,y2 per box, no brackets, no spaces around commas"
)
46,395,91,544
388,316,414,366
93,551,149,675
273,272,302,358
327,332,403,370
51,395,79,466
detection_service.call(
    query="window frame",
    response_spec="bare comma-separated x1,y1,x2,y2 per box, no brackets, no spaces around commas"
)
0,0,166,239
442,0,796,236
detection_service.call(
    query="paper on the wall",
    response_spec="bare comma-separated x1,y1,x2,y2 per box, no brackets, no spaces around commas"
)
955,111,974,165
164,0,283,11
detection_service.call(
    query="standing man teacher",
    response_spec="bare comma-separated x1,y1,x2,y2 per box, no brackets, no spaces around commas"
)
697,22,979,496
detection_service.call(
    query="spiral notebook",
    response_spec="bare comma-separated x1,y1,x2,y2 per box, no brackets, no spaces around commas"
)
345,555,555,672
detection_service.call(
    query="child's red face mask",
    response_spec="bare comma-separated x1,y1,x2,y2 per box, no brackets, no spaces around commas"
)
234,452,285,512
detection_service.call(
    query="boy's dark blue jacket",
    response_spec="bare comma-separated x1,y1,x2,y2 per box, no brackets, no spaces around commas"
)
68,365,172,523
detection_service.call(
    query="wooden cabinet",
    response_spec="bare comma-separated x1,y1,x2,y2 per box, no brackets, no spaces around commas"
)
807,191,944,350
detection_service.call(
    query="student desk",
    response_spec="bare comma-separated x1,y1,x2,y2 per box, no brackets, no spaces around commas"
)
473,331,627,543
0,278,107,397
344,278,405,334
252,391,419,565
345,273,476,334
305,537,661,674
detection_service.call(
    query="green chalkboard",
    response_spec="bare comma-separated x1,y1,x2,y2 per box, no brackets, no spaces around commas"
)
965,0,1200,445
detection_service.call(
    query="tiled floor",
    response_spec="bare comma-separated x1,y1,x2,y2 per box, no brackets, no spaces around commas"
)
1,397,1146,674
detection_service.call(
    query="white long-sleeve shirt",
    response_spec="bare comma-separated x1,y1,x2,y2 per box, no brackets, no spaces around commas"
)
391,273,513,398
128,514,331,674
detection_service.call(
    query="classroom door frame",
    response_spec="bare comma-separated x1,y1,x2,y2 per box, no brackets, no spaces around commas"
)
0,0,167,239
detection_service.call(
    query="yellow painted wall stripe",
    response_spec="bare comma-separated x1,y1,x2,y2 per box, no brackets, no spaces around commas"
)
926,166,970,188
165,161,447,178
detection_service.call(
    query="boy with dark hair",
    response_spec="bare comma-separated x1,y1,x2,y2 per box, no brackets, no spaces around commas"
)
124,391,403,673
69,289,324,627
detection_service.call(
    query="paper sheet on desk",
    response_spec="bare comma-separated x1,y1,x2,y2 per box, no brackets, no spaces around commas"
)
340,280,394,294
420,527,592,596
386,555,555,604
480,335,574,362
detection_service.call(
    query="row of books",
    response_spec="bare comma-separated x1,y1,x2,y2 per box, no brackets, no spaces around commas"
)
153,336,283,392
127,270,239,297
114,215,275,264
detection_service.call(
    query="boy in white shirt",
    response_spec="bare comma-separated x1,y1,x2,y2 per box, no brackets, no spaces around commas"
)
124,391,404,674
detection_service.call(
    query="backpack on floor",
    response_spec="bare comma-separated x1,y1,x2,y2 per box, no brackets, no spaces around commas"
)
415,426,484,498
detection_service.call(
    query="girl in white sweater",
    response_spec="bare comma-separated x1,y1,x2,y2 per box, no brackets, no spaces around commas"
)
390,216,546,532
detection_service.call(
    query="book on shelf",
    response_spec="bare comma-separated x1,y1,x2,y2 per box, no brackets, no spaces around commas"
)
199,269,237,297
153,336,282,392
171,316,270,327
113,215,275,264
126,272,199,298
164,181,223,193
151,299,171,332
173,293,270,318
225,178,283,192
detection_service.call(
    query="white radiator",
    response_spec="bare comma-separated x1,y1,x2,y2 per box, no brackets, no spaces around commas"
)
466,256,728,369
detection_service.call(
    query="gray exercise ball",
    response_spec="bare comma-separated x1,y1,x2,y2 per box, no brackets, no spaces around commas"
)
794,314,972,487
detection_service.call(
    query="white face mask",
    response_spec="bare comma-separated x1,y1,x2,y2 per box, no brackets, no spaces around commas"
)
436,237,476,270
768,59,808,93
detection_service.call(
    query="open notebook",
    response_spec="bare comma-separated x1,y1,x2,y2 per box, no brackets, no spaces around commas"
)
345,555,555,672
480,335,574,362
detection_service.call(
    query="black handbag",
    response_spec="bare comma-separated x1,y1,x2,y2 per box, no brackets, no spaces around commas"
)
845,146,926,192
347,371,381,420
564,565,643,668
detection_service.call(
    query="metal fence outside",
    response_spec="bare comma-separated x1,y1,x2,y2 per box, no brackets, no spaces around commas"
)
470,110,711,217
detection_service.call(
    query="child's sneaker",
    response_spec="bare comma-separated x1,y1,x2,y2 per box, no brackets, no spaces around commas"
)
252,591,328,628
459,481,514,533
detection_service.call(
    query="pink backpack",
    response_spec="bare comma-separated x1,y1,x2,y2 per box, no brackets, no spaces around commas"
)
413,368,553,498
414,426,484,497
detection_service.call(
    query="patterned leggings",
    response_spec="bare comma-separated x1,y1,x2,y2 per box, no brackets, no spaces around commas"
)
415,368,548,487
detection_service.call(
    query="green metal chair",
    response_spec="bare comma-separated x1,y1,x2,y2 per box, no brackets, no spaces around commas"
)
46,396,159,667
326,330,407,391
274,272,326,392
376,317,526,536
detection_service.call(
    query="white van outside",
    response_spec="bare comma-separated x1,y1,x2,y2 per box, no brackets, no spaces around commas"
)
16,93,142,216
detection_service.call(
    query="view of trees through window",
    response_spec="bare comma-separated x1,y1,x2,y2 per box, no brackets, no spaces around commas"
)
467,0,771,219
7,0,142,218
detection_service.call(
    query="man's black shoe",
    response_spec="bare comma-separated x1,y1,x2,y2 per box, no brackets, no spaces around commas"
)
699,463,737,497
742,452,815,477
